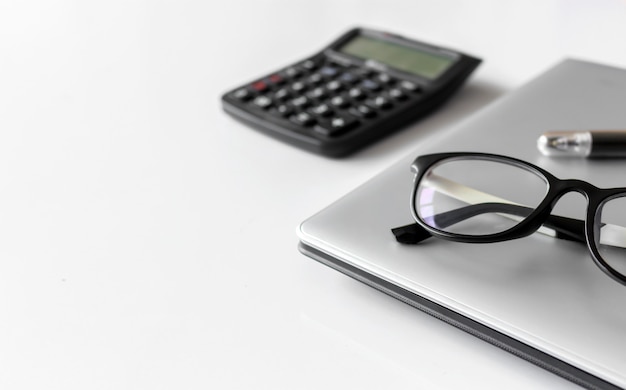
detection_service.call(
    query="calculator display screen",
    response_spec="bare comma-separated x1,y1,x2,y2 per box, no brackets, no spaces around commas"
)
339,35,456,79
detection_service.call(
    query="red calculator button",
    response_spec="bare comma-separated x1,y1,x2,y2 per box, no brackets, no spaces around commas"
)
251,81,268,92
268,74,284,84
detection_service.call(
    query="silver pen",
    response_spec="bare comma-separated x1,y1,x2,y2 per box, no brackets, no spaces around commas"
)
537,130,626,158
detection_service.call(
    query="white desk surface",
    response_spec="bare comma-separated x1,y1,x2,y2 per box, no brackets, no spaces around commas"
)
1,1,625,389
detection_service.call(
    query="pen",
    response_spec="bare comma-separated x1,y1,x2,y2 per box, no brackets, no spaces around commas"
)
537,130,626,158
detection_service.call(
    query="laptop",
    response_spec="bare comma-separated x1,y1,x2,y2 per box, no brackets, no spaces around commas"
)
298,59,626,389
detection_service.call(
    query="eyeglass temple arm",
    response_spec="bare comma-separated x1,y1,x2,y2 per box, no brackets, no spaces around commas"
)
392,203,586,245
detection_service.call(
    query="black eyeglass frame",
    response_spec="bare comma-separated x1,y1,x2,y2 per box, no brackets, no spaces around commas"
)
405,152,626,285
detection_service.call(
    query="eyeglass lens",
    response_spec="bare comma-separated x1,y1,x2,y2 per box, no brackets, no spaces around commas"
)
414,157,549,236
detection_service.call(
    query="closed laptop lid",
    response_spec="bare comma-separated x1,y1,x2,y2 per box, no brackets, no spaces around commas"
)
298,59,626,389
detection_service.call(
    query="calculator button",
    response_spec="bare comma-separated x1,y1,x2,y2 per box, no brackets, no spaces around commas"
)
349,104,376,118
347,87,366,100
361,79,381,92
326,80,343,92
268,74,285,85
300,59,318,71
290,81,307,93
252,95,272,109
400,80,421,93
273,88,291,101
274,104,294,117
232,88,253,101
314,115,358,137
366,96,393,110
283,67,302,79
310,103,334,117
329,96,349,108
307,73,324,85
376,73,394,84
251,80,269,92
291,96,311,108
387,88,408,101
306,87,327,100
320,66,339,77
354,68,373,78
339,72,359,84
291,112,316,127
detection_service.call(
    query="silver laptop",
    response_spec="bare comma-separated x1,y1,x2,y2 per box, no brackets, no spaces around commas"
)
298,59,626,389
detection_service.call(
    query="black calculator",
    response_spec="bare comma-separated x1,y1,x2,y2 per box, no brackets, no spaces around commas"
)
221,28,481,157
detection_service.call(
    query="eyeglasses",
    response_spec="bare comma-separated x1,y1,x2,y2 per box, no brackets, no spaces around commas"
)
391,152,626,285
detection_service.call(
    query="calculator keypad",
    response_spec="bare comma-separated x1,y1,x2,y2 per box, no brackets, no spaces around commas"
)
229,57,423,138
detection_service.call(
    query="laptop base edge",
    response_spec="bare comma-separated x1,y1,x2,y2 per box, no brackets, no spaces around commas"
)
298,241,617,390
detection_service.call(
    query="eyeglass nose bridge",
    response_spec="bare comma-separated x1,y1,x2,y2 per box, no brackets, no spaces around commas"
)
525,179,599,245
543,179,600,230
548,179,599,204
543,178,626,284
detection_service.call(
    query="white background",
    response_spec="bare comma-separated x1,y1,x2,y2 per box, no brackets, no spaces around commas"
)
1,1,625,388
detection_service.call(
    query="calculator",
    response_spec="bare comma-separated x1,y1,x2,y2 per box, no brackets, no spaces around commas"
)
221,28,482,157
